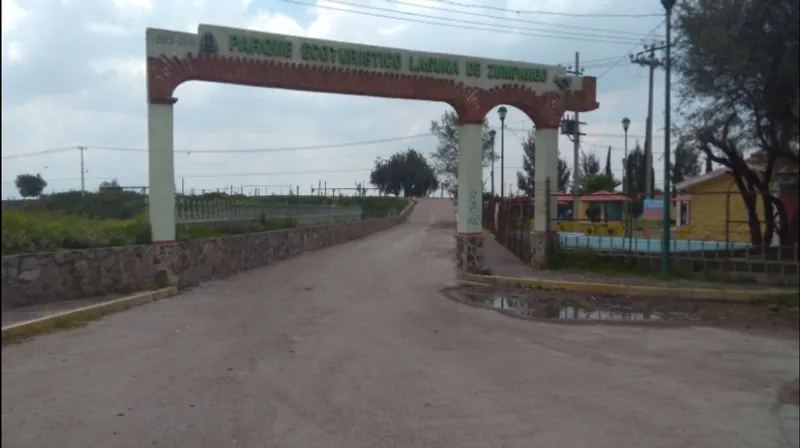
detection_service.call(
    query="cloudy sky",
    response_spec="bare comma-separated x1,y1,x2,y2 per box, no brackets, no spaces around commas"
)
1,0,672,198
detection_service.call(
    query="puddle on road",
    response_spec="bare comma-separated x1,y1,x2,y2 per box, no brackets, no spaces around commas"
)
448,287,791,326
469,294,701,322
443,286,799,334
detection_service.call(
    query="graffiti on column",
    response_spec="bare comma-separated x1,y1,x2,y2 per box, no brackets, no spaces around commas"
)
467,190,480,229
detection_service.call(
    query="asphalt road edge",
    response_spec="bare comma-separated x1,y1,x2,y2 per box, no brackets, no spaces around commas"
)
2,287,178,345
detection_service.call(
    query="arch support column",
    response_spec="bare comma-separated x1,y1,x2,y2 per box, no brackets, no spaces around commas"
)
148,99,177,243
531,126,559,268
455,120,485,273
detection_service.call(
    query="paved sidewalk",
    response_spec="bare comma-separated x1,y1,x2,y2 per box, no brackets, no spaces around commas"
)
484,233,791,292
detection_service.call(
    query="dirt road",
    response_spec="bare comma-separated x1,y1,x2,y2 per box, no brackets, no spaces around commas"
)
2,199,798,448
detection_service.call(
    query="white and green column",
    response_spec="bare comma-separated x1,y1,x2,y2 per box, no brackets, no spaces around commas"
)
455,122,486,272
147,99,179,286
532,126,559,267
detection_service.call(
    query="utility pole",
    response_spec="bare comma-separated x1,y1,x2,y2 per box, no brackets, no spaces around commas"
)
630,43,665,197
561,53,585,220
78,146,87,196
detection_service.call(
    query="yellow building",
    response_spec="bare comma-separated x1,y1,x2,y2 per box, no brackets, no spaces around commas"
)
675,169,767,243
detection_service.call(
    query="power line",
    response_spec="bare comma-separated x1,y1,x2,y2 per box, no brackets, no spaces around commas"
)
1,133,435,159
92,133,434,154
1,168,375,186
181,168,371,179
596,19,666,79
1,146,78,160
281,0,643,45
377,0,657,38
434,0,664,18
503,126,663,140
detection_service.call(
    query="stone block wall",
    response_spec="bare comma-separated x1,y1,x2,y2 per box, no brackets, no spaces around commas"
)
1,202,413,310
177,212,407,288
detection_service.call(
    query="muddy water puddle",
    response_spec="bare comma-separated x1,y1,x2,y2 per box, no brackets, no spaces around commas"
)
444,286,800,331
478,296,697,322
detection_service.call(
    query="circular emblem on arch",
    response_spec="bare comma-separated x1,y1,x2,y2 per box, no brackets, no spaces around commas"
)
199,32,218,54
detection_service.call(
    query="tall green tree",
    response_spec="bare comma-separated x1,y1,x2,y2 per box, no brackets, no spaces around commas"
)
429,110,496,197
573,150,601,192
15,173,47,198
669,140,702,186
622,143,655,195
370,148,439,197
674,0,799,245
557,158,572,193
515,128,572,196
99,178,121,189
604,146,612,176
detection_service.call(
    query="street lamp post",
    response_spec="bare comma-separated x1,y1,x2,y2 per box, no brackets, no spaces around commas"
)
621,117,631,194
621,117,631,240
489,129,497,197
498,106,508,198
661,0,675,276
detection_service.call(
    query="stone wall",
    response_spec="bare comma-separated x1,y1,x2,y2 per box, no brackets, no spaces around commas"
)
2,201,414,310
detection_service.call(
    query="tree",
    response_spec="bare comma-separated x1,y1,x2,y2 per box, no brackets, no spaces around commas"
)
580,151,600,178
604,146,612,177
429,110,496,196
370,148,439,197
99,179,121,189
557,158,572,193
582,173,620,195
623,142,655,195
515,128,571,196
573,150,601,192
99,178,122,194
15,173,47,198
669,140,702,185
674,0,799,245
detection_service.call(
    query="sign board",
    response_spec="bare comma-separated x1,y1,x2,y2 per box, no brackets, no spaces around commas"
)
643,199,663,220
146,24,576,93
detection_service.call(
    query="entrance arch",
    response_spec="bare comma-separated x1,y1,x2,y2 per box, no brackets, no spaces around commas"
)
146,24,599,272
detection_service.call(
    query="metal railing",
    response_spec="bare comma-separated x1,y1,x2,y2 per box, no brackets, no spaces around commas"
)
487,189,800,285
175,198,362,226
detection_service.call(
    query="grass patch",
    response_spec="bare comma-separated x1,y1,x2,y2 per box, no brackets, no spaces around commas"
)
1,210,300,255
766,293,800,307
2,194,409,255
550,247,758,284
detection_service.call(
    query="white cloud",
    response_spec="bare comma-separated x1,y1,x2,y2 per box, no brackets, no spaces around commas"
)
1,0,671,198
86,22,131,35
113,0,153,10
247,11,305,35
1,0,27,35
2,40,22,64
88,57,146,78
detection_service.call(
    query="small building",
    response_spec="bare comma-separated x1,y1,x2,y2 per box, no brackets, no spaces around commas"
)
577,190,626,221
674,156,799,243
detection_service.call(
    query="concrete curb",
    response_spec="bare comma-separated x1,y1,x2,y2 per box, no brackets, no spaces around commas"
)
2,287,178,345
460,273,798,302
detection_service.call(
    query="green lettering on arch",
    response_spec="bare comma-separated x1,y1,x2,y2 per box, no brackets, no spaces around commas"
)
229,34,293,58
486,64,547,83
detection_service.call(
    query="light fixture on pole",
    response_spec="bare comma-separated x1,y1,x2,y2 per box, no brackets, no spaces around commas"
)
488,129,497,197
498,106,508,198
661,0,676,276
621,117,631,194
621,116,631,239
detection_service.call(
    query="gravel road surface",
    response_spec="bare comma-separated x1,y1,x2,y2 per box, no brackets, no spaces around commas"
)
2,198,798,448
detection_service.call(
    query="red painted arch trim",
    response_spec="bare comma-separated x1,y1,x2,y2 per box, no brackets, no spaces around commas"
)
146,53,598,128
